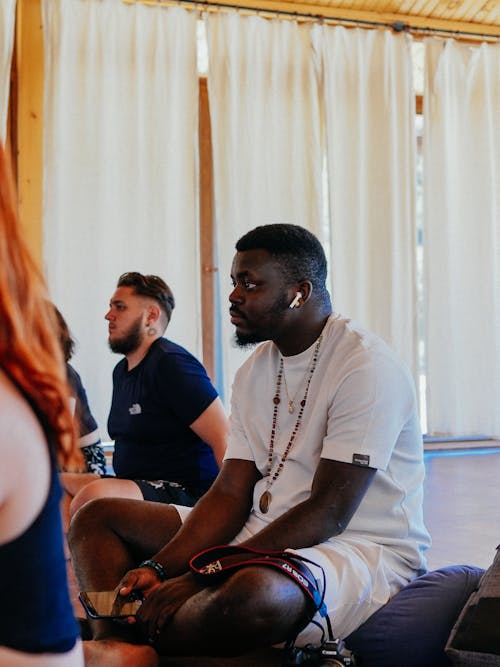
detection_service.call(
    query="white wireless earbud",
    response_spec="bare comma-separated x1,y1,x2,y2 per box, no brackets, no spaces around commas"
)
289,292,303,309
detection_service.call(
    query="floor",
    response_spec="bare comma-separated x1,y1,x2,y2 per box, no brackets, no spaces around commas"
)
423,446,500,571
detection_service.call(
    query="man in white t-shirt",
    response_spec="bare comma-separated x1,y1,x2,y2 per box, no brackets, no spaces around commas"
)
70,224,430,667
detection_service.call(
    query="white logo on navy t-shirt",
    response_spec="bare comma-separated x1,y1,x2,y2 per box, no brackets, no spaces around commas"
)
129,403,142,415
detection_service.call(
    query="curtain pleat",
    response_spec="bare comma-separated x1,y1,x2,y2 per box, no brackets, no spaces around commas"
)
321,27,419,379
42,0,199,436
0,0,16,144
205,13,323,399
424,38,500,436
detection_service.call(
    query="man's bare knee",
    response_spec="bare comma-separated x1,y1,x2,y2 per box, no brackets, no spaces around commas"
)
177,567,309,650
69,479,143,520
221,568,307,627
68,497,116,551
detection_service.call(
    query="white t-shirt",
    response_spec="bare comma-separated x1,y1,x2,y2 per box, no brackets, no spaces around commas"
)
225,313,430,573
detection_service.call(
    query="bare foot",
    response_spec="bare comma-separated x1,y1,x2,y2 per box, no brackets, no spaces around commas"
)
83,639,159,667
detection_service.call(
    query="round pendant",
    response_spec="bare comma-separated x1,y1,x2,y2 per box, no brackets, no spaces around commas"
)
259,490,272,514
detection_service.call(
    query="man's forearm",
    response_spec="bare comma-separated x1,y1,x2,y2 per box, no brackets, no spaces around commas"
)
242,498,340,553
149,459,260,576
152,491,249,574
243,460,377,552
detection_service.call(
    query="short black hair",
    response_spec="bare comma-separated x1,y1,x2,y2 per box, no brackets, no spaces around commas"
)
117,272,175,322
236,224,328,292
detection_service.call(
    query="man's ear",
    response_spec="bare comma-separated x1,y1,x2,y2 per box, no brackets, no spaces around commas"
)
297,281,313,303
146,304,161,325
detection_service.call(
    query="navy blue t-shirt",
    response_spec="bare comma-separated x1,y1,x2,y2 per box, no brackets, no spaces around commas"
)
107,338,219,497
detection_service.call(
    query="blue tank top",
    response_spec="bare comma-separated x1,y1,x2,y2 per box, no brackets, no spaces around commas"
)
0,385,79,653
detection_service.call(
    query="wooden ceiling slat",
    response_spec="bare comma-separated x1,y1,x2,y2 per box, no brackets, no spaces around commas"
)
290,0,500,27
126,0,500,35
399,0,422,12
343,0,500,27
436,0,478,21
470,1,500,23
212,0,500,34
417,0,447,18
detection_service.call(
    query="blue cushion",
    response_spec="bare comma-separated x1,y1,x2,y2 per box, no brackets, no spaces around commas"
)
345,565,485,667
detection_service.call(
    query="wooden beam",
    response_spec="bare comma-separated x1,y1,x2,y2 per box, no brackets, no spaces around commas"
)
123,0,500,40
416,94,422,116
199,78,217,381
15,0,44,267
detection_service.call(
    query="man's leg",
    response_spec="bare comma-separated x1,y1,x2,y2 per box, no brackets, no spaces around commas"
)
69,497,183,667
153,566,310,656
69,499,310,662
79,567,309,667
69,496,182,596
61,471,100,497
82,639,159,667
69,477,144,518
60,471,100,533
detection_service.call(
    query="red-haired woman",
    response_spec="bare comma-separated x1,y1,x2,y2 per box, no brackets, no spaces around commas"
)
0,146,84,667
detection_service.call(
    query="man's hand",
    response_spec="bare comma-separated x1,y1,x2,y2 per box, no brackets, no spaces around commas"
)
118,565,163,599
136,572,205,643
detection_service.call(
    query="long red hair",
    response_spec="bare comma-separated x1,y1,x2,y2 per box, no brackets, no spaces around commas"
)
0,146,77,467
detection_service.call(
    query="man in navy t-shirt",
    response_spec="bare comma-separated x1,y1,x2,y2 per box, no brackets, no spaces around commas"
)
65,272,228,519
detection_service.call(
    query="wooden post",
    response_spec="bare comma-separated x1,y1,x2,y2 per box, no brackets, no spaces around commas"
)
15,0,44,268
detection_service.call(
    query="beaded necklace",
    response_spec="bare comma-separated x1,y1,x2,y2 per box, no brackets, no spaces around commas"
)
259,335,323,514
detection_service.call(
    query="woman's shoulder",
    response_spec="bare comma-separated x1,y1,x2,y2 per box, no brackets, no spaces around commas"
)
0,369,37,438
0,368,50,541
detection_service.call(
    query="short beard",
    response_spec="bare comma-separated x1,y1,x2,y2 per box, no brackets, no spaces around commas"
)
233,331,261,350
109,319,143,355
233,294,290,349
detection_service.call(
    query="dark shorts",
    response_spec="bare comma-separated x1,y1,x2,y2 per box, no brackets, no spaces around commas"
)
81,443,107,476
134,479,198,506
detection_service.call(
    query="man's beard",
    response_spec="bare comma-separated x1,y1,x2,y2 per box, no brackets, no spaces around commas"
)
233,294,289,349
234,330,261,349
108,318,143,355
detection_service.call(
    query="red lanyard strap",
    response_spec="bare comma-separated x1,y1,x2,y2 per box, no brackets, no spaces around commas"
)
189,544,327,618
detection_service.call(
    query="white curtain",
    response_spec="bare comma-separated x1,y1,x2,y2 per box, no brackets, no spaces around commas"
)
42,0,199,437
424,38,500,436
321,27,418,378
0,0,16,144
205,13,323,400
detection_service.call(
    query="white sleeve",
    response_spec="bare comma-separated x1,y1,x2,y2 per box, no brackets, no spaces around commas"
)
321,349,418,471
223,369,254,462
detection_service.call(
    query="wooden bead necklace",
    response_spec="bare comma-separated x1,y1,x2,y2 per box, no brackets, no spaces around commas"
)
259,335,323,514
